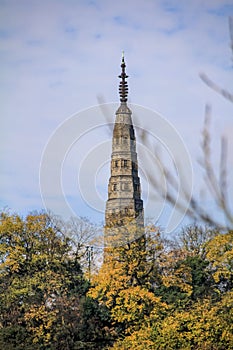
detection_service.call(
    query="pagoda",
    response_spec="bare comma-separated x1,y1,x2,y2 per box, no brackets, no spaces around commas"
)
105,54,144,245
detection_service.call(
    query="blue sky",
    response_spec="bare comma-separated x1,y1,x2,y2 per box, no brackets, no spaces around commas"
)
1,0,232,232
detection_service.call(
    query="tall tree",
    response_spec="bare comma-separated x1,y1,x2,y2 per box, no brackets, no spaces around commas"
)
89,224,167,336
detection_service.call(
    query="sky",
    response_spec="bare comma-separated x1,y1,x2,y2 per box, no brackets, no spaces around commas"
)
1,0,233,233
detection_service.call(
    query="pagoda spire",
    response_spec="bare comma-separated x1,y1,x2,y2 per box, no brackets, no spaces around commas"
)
118,51,129,103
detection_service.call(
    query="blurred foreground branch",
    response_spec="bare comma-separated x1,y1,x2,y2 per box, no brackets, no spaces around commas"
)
147,17,233,231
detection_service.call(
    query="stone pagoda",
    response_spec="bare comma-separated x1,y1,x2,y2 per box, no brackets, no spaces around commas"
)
105,54,144,245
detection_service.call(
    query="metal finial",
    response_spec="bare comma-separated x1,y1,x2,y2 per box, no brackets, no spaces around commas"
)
118,53,128,103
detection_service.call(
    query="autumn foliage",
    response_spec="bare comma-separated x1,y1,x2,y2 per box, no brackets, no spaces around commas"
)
0,212,232,349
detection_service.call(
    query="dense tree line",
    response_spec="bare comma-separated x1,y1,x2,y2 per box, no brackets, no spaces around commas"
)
0,211,232,349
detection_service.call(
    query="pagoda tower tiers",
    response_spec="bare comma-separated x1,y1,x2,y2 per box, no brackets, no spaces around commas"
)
105,54,144,244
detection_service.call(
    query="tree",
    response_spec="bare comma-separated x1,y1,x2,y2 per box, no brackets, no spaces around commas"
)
206,230,233,292
0,211,112,349
48,213,102,276
106,225,233,350
89,224,167,337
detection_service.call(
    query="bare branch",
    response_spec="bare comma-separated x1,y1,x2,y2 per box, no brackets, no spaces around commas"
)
199,72,233,103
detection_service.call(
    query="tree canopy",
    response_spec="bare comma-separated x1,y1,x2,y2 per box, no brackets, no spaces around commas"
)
0,211,232,349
